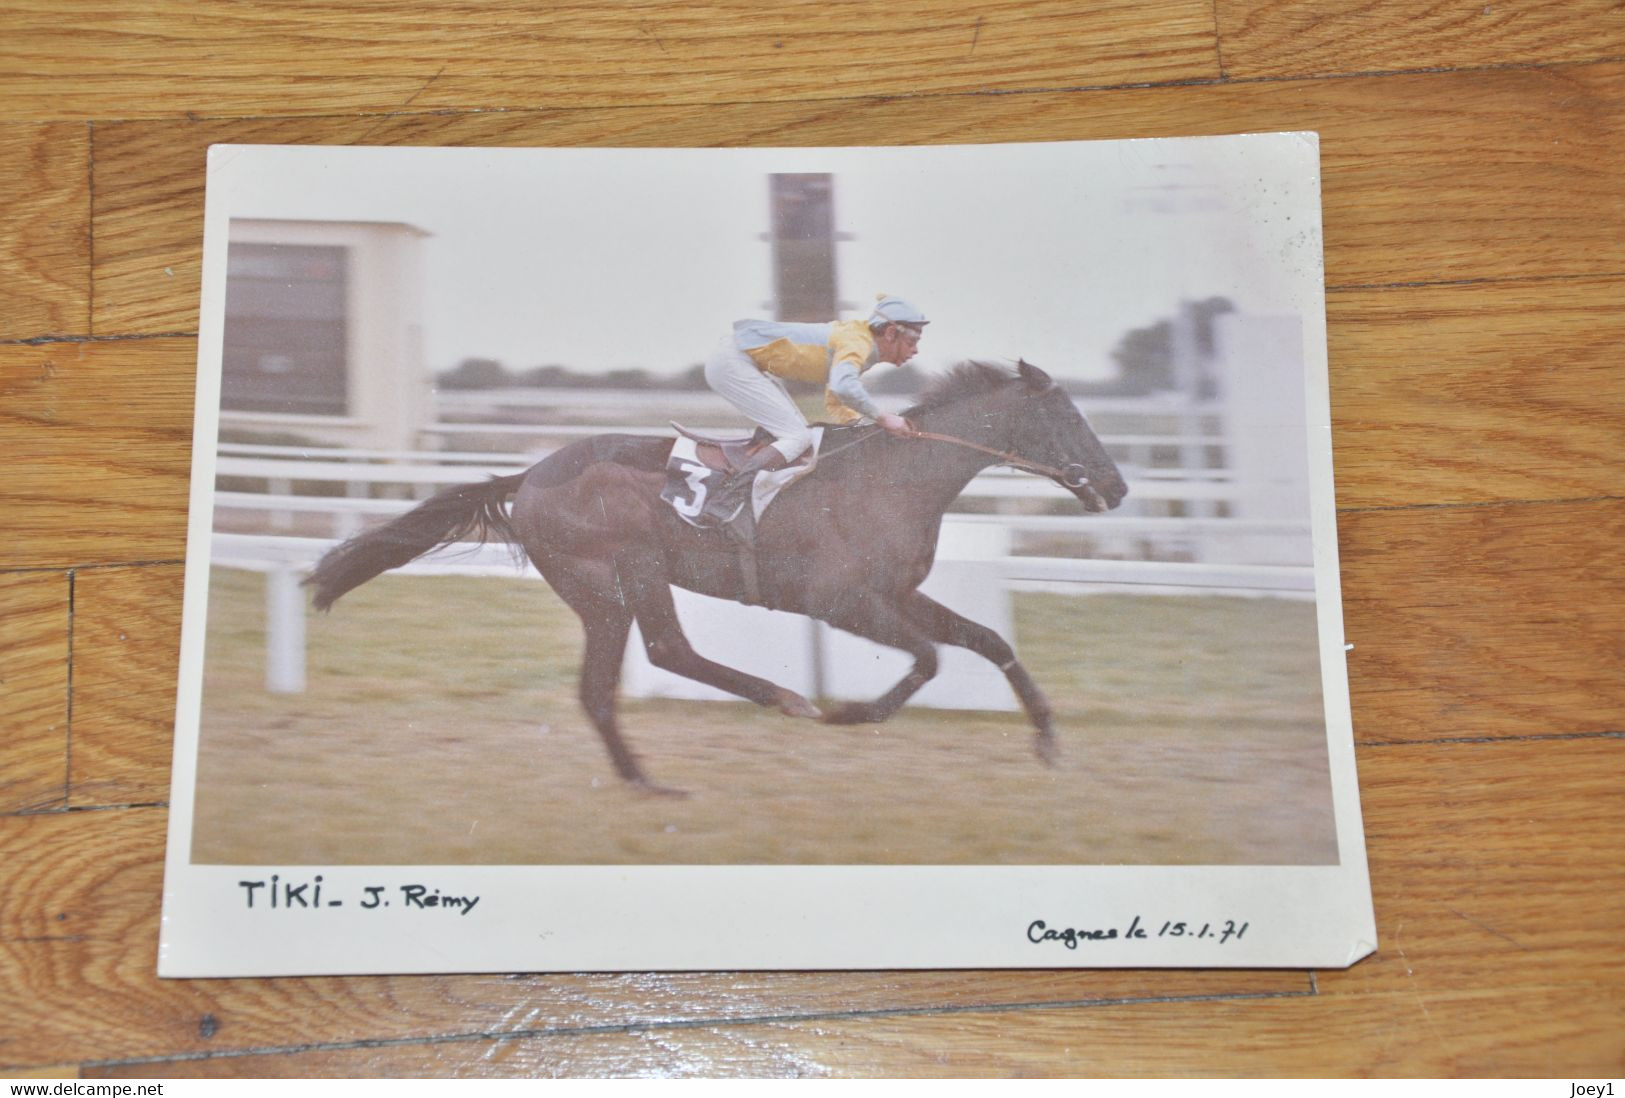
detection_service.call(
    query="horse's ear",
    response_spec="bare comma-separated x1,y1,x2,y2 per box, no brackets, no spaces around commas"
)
1016,359,1054,390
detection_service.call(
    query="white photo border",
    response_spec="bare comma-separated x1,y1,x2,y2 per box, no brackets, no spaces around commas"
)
161,138,1375,976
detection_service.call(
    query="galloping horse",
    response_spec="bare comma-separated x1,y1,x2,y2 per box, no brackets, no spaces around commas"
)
307,360,1128,793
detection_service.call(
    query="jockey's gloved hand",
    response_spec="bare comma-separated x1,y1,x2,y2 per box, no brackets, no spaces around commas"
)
877,413,913,437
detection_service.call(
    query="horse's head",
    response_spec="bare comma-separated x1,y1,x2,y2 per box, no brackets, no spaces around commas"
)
903,360,1128,512
1005,360,1128,513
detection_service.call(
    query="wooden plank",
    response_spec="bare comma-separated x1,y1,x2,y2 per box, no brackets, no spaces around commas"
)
1217,0,1625,80
0,340,194,568
0,0,1220,123
0,122,89,340
83,987,1625,1077
68,565,183,807
13,738,1623,1070
0,573,68,813
0,1065,78,1079
1327,738,1625,998
1340,499,1625,742
0,808,1304,1067
1329,276,1625,508
3,0,1620,1082
90,62,1625,338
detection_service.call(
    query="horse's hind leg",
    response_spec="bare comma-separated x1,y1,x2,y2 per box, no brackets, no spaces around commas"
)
613,548,822,721
536,555,679,794
575,605,665,791
903,591,1059,766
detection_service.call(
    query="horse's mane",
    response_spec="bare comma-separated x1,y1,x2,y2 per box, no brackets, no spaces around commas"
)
902,361,1020,417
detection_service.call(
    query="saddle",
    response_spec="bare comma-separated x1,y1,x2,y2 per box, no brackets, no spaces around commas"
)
660,424,829,605
669,422,776,473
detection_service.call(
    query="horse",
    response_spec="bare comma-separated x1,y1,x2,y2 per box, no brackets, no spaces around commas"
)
306,359,1128,794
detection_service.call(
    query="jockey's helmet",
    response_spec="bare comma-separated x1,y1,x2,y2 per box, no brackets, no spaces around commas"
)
868,294,929,330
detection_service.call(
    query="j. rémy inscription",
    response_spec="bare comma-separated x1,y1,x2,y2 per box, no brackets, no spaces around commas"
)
238,875,481,915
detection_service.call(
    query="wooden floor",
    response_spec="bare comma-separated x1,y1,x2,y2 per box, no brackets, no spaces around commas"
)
3,0,1622,1079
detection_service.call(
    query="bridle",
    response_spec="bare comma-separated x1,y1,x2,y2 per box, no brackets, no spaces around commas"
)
903,424,1094,489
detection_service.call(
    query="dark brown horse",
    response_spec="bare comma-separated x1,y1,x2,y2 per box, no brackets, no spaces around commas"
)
307,360,1127,793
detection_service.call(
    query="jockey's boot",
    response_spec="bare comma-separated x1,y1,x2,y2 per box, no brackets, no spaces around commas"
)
698,445,790,528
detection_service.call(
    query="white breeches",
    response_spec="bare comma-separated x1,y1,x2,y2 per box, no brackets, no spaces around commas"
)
704,336,816,463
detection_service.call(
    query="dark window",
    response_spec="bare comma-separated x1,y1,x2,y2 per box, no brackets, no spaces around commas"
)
222,243,349,415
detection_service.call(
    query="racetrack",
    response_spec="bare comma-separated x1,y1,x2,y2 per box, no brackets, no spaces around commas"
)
191,570,1338,866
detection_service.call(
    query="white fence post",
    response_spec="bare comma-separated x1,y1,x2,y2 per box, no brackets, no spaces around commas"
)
265,565,307,694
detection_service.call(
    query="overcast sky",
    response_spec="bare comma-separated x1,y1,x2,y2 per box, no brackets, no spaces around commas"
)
209,136,1325,381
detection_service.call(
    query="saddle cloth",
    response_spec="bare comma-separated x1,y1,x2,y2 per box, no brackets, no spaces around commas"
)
661,428,824,527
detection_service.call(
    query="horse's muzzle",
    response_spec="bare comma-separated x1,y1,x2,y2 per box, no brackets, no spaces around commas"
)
1060,464,1110,512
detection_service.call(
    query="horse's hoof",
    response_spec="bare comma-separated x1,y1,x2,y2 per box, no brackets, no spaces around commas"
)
821,701,877,726
629,778,690,799
774,689,823,721
1034,732,1061,768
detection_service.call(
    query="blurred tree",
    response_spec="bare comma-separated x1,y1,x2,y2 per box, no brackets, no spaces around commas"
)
518,364,573,387
1087,296,1236,397
1109,320,1175,394
436,357,513,390
671,363,709,390
603,368,651,389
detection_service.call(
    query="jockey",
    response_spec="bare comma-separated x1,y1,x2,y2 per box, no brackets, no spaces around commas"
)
697,293,927,525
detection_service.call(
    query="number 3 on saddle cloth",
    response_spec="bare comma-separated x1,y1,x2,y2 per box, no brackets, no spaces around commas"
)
661,424,824,538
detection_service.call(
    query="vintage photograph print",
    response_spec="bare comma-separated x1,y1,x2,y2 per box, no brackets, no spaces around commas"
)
161,139,1375,975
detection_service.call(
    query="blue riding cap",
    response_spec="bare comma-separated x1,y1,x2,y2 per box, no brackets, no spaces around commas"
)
868,295,929,329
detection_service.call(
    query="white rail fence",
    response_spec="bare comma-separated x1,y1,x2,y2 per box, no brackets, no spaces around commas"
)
214,527,1313,702
209,429,1314,701
209,474,1313,704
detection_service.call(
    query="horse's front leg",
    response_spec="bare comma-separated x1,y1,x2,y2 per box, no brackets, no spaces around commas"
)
902,590,1059,767
615,547,822,721
812,591,941,725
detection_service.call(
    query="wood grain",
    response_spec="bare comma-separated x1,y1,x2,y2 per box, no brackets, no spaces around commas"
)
67,566,183,807
1332,738,1625,997
1218,0,1625,79
1328,276,1625,508
0,0,1221,123
0,340,194,568
1340,499,1625,742
0,809,1303,1068
82,987,1625,1077
46,736,1623,1077
0,122,89,340
0,573,68,813
0,1066,77,1080
89,61,1625,339
5,0,1624,1077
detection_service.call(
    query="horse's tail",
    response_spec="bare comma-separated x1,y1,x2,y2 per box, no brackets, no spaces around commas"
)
305,472,529,611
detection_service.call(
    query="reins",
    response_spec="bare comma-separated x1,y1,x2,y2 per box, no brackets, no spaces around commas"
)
904,425,1090,487
809,402,1092,491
